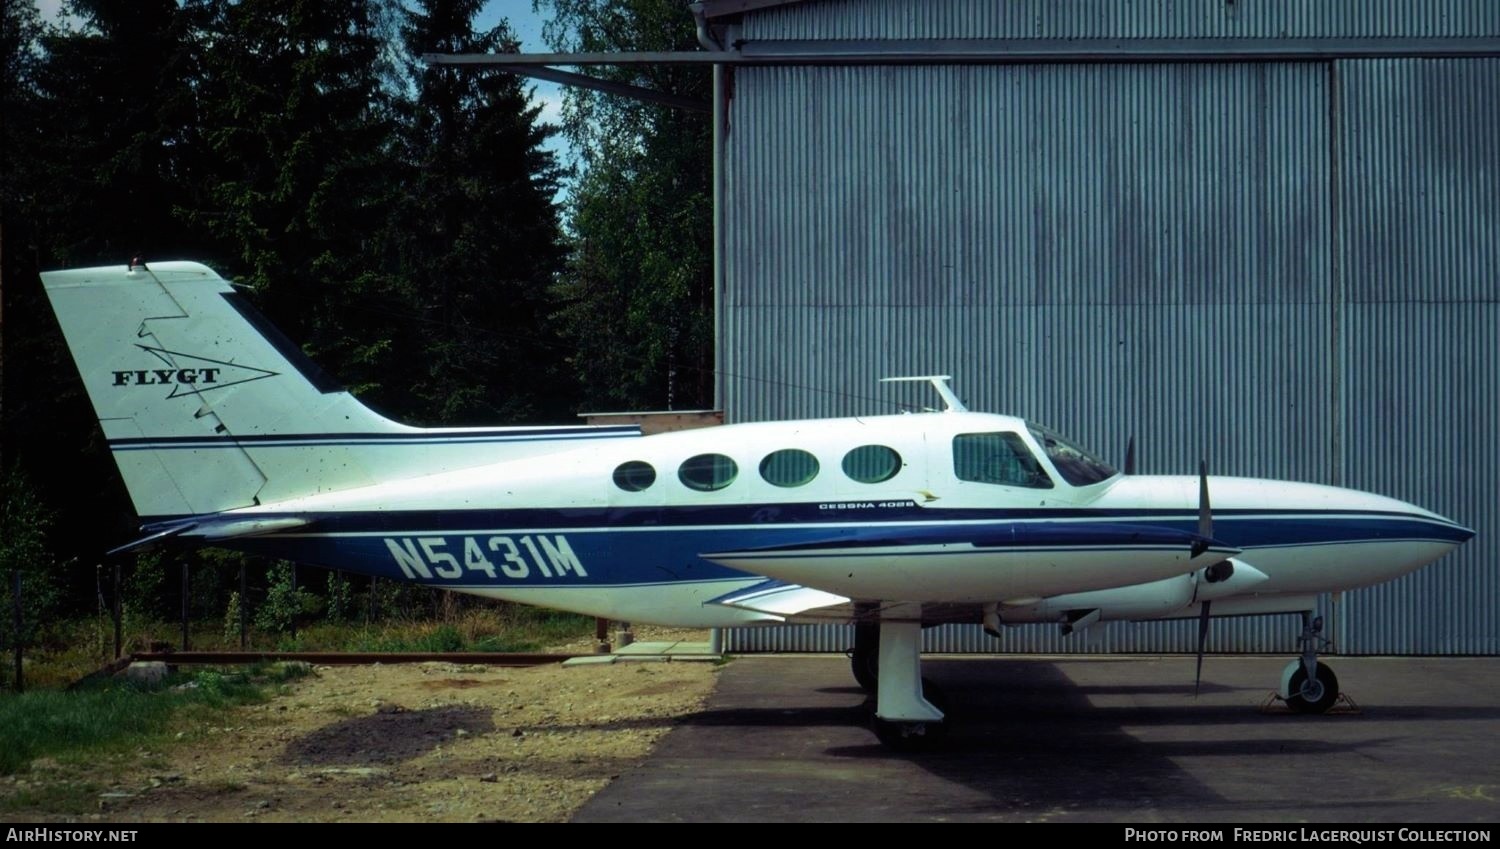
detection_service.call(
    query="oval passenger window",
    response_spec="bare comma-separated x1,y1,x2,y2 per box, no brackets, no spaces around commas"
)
612,460,657,492
678,453,739,492
841,445,902,483
759,449,820,488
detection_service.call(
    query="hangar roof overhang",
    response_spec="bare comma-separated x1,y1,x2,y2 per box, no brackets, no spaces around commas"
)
425,1,1499,110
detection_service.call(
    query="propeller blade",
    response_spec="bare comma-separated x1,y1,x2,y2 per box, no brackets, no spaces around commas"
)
1197,459,1212,539
1123,436,1136,475
1195,599,1212,696
1190,459,1212,557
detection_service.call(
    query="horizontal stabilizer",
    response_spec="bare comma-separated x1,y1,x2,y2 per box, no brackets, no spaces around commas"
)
112,515,312,555
107,522,196,556
705,580,850,619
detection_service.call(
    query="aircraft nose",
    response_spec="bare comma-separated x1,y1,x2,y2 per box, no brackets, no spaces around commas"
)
1324,485,1475,547
1385,498,1475,547
1439,517,1477,546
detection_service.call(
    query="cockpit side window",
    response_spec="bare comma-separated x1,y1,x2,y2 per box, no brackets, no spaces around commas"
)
1026,423,1118,486
952,432,1054,489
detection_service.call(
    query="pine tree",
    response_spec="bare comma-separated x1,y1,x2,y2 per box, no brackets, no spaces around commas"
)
390,0,569,425
188,0,406,399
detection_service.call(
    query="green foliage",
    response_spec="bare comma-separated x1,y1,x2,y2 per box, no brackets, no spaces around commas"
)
367,577,433,622
417,624,464,652
123,552,169,621
476,607,595,652
185,549,242,621
345,607,592,653
542,0,714,412
254,562,318,634
222,591,242,644
325,572,354,623
0,468,62,655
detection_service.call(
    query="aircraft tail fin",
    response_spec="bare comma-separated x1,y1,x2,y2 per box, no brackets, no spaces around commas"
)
41,262,636,520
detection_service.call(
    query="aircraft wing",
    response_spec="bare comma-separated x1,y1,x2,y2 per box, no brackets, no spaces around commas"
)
706,579,851,620
703,520,1231,557
701,520,1238,607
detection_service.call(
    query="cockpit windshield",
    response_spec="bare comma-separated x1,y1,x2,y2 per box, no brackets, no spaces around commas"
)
1026,422,1118,486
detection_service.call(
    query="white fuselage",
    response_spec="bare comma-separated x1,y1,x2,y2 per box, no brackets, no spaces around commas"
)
203,411,1472,628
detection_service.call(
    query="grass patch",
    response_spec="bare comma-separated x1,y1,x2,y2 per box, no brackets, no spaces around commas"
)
2,780,105,814
314,608,594,654
6,606,596,694
0,663,308,776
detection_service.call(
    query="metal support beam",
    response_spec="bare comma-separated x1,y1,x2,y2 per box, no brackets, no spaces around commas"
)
426,37,1500,70
736,36,1500,63
487,64,709,113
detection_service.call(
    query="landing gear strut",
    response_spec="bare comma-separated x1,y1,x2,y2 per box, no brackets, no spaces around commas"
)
1280,610,1340,714
869,618,947,751
850,621,878,692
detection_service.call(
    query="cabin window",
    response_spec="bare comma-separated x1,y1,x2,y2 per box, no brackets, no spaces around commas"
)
841,445,902,484
612,460,657,492
952,432,1054,489
678,453,739,492
759,449,820,488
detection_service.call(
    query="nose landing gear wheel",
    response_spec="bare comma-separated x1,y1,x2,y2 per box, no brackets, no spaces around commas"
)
1286,663,1340,714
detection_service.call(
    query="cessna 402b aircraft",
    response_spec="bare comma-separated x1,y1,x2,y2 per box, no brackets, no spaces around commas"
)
43,261,1474,749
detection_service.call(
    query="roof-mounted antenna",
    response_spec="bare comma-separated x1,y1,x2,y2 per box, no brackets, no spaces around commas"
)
879,375,968,413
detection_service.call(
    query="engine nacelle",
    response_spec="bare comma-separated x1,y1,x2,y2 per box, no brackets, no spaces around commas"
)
997,558,1271,627
999,573,1196,624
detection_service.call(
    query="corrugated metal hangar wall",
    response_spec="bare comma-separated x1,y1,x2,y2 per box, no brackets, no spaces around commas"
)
714,0,1500,655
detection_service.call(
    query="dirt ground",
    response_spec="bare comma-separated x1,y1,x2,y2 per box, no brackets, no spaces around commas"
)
6,628,721,823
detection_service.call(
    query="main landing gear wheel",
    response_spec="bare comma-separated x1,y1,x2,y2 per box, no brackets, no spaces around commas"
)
871,678,948,752
1286,663,1340,715
850,622,879,692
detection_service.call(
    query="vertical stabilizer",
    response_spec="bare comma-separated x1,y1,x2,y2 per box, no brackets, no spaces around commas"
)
42,262,636,518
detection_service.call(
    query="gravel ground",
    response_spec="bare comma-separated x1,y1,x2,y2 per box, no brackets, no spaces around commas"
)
5,628,720,823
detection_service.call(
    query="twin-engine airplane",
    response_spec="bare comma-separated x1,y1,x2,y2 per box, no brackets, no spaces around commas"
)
43,262,1474,748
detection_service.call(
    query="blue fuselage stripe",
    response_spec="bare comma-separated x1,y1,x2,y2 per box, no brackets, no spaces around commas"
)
162,504,1470,591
